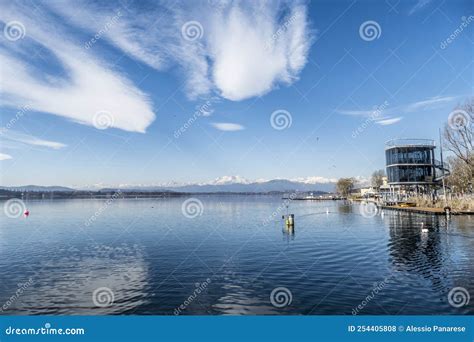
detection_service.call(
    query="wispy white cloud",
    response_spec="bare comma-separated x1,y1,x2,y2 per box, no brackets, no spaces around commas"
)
408,0,432,15
0,1,155,133
338,96,456,118
211,122,245,131
376,117,402,126
403,96,456,112
45,0,312,101
338,109,385,117
0,129,66,149
0,153,13,161
339,96,456,129
45,1,166,70
1,0,310,139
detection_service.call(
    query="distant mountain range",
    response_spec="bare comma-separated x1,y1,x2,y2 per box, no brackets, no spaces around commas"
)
154,179,335,193
0,185,76,192
1,176,338,193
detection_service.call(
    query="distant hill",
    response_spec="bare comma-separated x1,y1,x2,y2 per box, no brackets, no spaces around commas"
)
161,179,334,193
101,178,335,193
1,177,336,194
0,185,76,192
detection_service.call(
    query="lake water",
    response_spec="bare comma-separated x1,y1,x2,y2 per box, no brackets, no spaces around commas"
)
0,196,473,315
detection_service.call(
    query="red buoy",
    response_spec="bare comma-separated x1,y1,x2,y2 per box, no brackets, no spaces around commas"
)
24,210,29,217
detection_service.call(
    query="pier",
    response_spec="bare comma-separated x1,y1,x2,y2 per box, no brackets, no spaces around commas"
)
379,204,473,215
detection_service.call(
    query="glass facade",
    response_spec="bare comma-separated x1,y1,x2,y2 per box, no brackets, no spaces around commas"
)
385,143,436,185
386,165,433,184
385,147,432,165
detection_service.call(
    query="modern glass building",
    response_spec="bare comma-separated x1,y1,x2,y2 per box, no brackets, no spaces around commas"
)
385,139,449,187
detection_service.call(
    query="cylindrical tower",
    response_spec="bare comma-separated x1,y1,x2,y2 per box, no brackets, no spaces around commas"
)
385,139,437,186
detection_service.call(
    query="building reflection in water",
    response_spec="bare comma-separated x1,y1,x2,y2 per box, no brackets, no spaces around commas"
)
383,211,450,293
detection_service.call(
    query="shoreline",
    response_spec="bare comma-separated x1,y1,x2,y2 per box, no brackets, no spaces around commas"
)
0,191,328,201
380,204,474,215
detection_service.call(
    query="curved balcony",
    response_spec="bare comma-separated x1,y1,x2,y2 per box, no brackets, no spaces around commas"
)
433,159,451,180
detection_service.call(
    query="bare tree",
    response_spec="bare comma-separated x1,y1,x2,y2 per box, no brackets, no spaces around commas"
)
336,177,355,196
446,156,472,193
443,98,473,169
371,169,385,190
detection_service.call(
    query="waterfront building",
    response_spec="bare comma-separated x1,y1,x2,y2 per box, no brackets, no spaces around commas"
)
385,139,449,195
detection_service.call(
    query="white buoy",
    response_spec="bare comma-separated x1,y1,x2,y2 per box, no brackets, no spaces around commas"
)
421,222,428,233
326,208,329,215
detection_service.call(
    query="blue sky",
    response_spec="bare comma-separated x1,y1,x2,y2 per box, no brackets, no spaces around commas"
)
0,0,472,188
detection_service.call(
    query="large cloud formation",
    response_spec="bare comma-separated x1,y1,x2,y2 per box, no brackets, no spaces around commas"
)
0,1,312,134
46,0,313,101
0,1,155,133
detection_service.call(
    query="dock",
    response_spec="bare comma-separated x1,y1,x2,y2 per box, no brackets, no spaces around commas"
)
379,205,474,215
282,196,346,201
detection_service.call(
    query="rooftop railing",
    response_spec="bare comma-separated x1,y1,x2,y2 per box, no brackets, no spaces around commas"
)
385,139,436,149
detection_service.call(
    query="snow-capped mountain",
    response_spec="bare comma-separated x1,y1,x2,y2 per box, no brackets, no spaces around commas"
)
112,176,338,193
3,176,343,193
205,175,252,185
289,176,338,184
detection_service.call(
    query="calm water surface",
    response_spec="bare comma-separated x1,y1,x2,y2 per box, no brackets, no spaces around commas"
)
0,196,473,315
